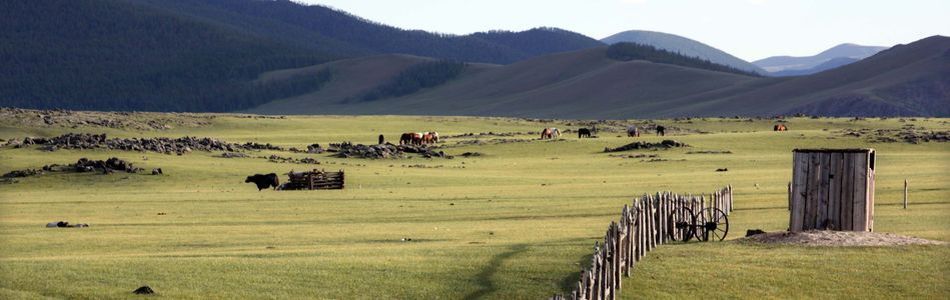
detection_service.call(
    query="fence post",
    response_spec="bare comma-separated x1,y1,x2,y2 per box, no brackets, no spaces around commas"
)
903,179,908,209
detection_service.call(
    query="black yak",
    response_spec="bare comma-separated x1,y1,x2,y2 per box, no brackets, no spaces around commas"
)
246,173,279,191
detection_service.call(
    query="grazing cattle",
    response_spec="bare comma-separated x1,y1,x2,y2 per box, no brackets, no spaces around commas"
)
540,128,560,139
656,125,666,136
400,133,416,145
429,132,440,143
626,126,640,137
773,124,788,131
578,128,592,138
245,173,280,191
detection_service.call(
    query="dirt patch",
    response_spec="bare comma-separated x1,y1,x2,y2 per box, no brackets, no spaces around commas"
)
743,230,945,247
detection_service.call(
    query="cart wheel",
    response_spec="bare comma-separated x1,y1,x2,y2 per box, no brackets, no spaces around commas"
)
695,207,729,241
668,206,695,242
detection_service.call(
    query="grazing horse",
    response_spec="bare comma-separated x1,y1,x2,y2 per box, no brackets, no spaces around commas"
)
540,128,560,139
578,128,592,138
626,126,640,137
773,124,788,131
411,133,423,145
656,125,666,136
421,132,435,144
399,133,416,145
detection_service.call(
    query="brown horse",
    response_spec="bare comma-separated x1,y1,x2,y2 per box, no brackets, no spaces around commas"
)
540,128,560,139
773,124,788,131
411,133,423,145
422,133,434,144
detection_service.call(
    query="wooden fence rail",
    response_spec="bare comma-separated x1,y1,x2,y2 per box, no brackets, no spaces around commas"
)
552,185,733,300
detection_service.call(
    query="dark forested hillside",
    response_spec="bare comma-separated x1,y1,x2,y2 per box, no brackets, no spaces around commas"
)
0,0,336,112
127,0,604,64
0,0,603,112
606,43,761,76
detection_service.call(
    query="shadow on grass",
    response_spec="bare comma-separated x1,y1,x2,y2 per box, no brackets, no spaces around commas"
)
463,244,529,300
557,251,593,294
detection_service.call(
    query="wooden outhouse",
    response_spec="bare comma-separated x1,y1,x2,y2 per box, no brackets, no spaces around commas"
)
789,149,875,232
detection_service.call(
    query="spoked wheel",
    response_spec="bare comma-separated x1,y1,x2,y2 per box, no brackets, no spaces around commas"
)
695,208,729,241
668,206,695,242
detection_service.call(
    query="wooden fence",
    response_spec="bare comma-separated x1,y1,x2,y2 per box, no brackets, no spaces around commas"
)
552,186,734,300
282,169,345,190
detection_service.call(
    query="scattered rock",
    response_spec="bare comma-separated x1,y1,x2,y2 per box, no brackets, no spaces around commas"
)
328,142,449,159
267,155,320,164
132,286,155,295
7,133,283,154
219,152,249,158
687,150,732,154
604,140,689,152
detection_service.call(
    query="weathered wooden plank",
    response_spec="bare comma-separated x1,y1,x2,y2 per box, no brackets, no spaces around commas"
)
828,152,843,230
816,152,831,229
868,152,875,231
853,152,868,231
840,153,854,231
791,151,806,231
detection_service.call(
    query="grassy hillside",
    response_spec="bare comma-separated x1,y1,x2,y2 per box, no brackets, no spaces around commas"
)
663,36,950,117
248,47,760,118
249,36,949,118
0,112,947,299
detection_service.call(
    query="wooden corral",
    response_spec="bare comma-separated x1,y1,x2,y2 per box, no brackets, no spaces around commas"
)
282,169,345,190
789,149,875,232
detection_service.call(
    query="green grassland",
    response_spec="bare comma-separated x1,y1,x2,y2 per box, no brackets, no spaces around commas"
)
0,115,947,299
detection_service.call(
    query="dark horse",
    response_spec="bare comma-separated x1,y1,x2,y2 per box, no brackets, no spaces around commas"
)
246,173,279,191
578,128,592,138
399,133,416,145
656,125,666,136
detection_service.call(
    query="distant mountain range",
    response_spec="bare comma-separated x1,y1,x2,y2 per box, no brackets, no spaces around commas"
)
1,0,946,117
754,43,888,75
250,36,950,118
601,30,765,74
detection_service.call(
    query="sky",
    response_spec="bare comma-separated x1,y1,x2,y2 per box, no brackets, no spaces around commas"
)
298,0,949,61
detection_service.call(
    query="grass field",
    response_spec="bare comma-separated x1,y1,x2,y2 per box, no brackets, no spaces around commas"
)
0,114,947,299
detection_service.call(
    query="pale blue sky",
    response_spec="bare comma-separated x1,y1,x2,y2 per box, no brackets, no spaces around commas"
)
298,0,948,61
